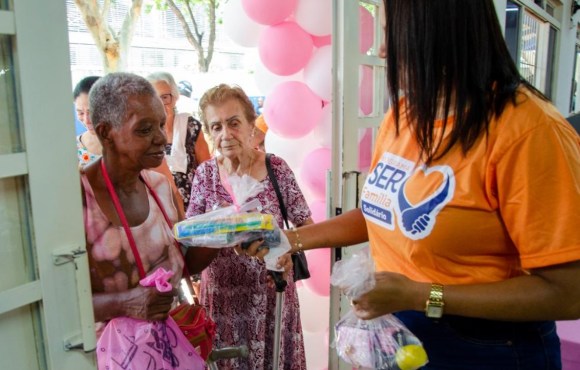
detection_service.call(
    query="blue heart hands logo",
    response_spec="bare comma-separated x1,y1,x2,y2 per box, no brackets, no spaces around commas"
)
396,166,454,240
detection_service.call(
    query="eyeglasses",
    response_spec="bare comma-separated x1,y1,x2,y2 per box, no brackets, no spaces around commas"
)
160,94,173,104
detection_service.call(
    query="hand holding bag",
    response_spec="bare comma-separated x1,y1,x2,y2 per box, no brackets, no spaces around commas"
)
100,160,215,362
266,154,311,281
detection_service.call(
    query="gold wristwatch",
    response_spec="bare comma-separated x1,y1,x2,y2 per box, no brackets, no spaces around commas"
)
425,283,444,318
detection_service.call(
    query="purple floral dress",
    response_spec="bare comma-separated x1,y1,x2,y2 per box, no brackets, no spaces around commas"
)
186,155,309,370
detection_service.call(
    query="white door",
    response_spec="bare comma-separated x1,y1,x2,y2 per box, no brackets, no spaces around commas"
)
0,1,96,369
329,0,386,368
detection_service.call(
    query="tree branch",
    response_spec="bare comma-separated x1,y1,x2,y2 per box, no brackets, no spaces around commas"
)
101,0,110,20
185,0,202,41
166,0,202,50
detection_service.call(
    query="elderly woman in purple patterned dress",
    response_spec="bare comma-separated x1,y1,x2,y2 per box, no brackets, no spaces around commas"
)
185,84,312,370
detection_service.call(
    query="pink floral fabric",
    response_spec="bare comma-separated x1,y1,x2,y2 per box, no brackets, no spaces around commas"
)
186,155,310,370
81,170,184,337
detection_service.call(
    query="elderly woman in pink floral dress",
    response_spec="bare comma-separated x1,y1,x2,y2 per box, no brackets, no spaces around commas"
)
186,84,312,370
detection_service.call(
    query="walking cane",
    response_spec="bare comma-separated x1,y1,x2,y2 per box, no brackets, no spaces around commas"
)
269,270,287,370
206,345,249,370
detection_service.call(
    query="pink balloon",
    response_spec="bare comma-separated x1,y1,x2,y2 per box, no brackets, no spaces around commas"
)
359,65,373,115
312,34,332,48
303,249,330,297
259,22,314,76
358,128,373,172
309,199,327,223
300,147,331,198
359,6,374,54
263,81,322,139
241,0,297,25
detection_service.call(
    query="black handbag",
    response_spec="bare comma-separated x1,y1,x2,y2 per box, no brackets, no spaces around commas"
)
266,153,311,281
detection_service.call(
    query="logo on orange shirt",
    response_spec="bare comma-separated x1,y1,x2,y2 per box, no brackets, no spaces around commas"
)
362,153,455,240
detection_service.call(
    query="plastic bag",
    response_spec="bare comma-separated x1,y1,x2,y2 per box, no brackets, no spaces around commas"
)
331,252,428,370
173,174,290,271
96,268,205,370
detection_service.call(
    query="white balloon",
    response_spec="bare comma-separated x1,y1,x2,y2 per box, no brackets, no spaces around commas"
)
312,103,333,148
223,0,265,47
254,59,304,96
264,130,319,171
303,330,329,369
297,285,330,333
303,45,332,102
295,0,333,36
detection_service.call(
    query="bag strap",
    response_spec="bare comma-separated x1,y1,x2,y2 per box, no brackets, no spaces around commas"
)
100,159,192,284
266,153,290,230
101,159,147,279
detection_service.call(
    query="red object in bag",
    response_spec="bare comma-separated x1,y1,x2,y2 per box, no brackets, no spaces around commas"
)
170,302,216,361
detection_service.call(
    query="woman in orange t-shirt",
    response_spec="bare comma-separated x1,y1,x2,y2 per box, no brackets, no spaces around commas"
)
289,0,580,368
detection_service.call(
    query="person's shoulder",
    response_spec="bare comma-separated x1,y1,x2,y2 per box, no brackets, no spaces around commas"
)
488,87,579,160
495,87,572,139
267,153,290,169
141,169,170,190
194,157,217,177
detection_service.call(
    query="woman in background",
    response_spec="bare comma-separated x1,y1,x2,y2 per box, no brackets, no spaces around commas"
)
186,84,311,370
148,72,211,210
74,75,101,165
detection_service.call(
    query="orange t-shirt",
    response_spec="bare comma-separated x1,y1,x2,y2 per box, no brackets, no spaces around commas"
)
362,88,580,284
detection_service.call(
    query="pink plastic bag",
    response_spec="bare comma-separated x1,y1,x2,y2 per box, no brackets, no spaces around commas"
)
96,268,205,370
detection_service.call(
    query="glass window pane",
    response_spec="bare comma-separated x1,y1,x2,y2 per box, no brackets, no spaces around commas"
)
505,1,521,65
359,64,375,117
358,127,373,173
0,0,11,10
359,1,377,56
520,11,540,87
0,176,36,290
0,35,23,154
0,305,43,370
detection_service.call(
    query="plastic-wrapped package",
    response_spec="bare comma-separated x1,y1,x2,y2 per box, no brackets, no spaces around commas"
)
173,174,290,271
331,252,428,370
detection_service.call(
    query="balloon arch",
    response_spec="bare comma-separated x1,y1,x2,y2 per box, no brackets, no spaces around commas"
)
224,1,375,368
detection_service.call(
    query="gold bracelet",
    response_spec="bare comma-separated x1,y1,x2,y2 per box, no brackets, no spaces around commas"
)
291,226,303,251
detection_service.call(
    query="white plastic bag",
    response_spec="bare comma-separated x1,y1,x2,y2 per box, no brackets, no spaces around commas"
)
331,252,428,370
173,174,290,271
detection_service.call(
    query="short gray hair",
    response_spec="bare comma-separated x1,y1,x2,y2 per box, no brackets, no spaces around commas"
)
146,71,180,99
89,72,157,129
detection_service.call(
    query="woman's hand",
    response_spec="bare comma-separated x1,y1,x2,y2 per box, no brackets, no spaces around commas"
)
277,253,293,280
234,238,269,260
351,271,420,320
265,254,293,289
123,285,177,321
